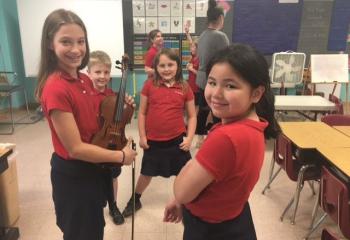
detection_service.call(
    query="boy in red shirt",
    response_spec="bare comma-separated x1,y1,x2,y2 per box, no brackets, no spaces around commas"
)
87,50,124,225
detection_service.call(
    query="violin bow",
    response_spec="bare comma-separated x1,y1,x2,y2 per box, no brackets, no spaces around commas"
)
131,140,136,240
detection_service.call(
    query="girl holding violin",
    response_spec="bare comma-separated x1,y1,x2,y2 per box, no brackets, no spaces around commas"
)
35,9,136,240
122,48,196,217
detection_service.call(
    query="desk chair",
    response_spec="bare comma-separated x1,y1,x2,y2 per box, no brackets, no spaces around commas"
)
262,133,320,224
305,166,350,239
328,94,344,115
321,228,339,240
0,71,30,134
321,114,350,126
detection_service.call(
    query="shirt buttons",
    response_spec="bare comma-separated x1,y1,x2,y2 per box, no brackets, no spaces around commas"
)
82,90,86,94
80,80,84,83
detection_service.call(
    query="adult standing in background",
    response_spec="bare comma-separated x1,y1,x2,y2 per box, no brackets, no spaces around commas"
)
195,0,230,146
144,29,163,78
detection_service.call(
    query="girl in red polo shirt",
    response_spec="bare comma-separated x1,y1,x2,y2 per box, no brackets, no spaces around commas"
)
144,29,163,78
35,9,137,240
122,48,196,217
164,44,281,240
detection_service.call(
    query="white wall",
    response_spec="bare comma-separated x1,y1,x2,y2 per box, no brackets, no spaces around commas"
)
17,0,124,77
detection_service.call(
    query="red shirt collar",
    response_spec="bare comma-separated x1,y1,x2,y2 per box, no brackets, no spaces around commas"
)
57,70,82,82
158,79,183,89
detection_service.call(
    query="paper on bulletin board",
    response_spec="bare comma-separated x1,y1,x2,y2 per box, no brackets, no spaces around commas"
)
196,0,207,17
311,54,349,83
133,0,145,16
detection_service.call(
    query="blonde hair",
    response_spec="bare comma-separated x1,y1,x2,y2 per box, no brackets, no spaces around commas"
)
88,50,112,70
35,9,89,102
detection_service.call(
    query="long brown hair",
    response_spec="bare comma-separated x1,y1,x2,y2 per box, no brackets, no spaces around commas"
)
35,9,90,101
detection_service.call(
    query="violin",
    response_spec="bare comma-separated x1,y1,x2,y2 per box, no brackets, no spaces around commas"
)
92,54,134,166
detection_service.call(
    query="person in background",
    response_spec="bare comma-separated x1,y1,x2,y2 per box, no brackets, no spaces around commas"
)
164,44,281,240
144,29,163,78
36,9,137,240
196,0,230,147
122,48,196,218
87,50,125,225
184,24,201,147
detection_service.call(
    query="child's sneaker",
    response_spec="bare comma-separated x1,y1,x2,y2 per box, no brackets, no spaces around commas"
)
122,198,142,218
109,202,125,225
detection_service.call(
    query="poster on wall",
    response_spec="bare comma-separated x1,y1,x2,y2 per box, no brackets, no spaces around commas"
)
196,0,207,17
146,17,158,33
183,0,195,17
171,0,182,16
158,0,171,16
159,17,171,33
145,0,157,16
133,17,146,34
133,35,148,66
133,0,145,16
311,54,349,83
171,17,183,33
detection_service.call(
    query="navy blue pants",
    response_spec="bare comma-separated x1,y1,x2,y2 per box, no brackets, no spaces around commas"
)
51,153,107,240
183,202,257,240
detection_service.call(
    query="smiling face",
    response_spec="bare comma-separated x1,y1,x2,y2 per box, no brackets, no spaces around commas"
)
205,62,264,124
156,54,178,83
152,32,164,48
88,63,111,92
51,23,86,77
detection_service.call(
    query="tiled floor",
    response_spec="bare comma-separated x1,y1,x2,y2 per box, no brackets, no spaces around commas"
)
0,114,342,240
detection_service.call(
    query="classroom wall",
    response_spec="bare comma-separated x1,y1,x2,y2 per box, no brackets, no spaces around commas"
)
0,0,349,109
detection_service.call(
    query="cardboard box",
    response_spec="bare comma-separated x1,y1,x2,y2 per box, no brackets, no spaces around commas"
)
0,144,19,227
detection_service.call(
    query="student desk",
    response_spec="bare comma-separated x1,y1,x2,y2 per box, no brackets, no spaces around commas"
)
275,96,336,121
333,126,350,138
317,146,350,181
279,122,350,149
0,148,19,240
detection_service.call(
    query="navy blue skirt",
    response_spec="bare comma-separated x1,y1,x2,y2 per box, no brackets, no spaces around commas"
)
141,134,191,177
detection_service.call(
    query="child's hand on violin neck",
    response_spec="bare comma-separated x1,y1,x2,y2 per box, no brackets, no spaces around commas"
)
122,138,137,165
124,93,136,108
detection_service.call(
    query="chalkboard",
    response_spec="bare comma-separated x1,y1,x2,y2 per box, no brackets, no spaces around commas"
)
233,0,303,55
328,0,350,51
17,0,124,77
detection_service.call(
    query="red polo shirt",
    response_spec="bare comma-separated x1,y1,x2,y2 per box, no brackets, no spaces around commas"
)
188,55,199,93
185,118,268,223
145,46,158,68
41,71,100,160
141,79,194,141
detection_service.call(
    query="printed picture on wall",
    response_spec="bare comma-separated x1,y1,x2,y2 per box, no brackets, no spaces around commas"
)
145,0,157,16
171,0,182,17
133,17,146,34
171,16,182,33
133,0,145,16
146,17,158,33
196,0,207,17
183,17,195,33
158,0,170,16
158,17,171,33
183,0,195,17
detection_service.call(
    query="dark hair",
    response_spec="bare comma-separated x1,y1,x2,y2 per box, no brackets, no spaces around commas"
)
35,9,90,101
153,48,185,87
147,29,161,49
207,0,224,24
206,44,281,139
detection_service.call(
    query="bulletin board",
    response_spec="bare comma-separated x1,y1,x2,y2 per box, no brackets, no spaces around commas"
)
122,0,234,68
